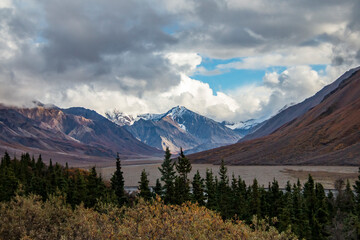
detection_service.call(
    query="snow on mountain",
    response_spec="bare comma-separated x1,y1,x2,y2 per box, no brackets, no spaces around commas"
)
105,110,137,126
107,106,241,154
105,110,165,126
224,119,260,130
164,106,187,120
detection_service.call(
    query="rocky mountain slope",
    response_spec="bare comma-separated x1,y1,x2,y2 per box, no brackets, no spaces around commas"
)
107,106,242,153
0,104,161,165
241,66,360,142
189,68,360,165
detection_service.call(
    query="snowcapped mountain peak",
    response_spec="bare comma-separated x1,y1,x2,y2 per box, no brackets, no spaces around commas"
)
165,106,189,119
105,110,136,126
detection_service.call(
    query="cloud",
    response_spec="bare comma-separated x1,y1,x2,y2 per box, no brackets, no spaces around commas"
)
0,0,359,123
226,66,337,120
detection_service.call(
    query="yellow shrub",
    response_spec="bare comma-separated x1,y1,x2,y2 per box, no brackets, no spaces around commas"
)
0,195,297,240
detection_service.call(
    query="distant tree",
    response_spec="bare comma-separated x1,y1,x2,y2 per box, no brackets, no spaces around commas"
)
269,179,283,219
353,168,360,215
0,165,18,201
111,153,125,206
153,179,163,197
175,148,192,204
217,159,232,219
73,171,87,206
205,169,216,210
35,155,45,176
279,181,292,232
158,147,176,204
0,151,11,168
86,167,100,207
249,178,261,218
138,169,152,201
192,170,205,205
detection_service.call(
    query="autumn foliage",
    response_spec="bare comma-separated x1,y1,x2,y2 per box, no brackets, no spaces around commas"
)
0,194,296,240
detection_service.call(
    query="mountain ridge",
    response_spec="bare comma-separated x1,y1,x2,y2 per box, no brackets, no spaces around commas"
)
107,106,243,153
189,67,360,165
241,66,360,142
0,105,162,166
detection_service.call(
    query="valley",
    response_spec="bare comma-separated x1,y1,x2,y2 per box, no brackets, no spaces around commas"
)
98,163,359,190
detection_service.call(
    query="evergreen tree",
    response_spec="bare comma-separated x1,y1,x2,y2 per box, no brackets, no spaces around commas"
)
0,151,11,168
343,180,355,213
249,178,261,219
158,147,176,204
236,176,248,220
73,171,87,206
279,181,292,232
153,179,163,197
217,160,232,219
111,153,125,206
205,169,216,210
35,155,45,176
192,170,205,205
269,179,283,219
314,182,330,239
353,167,360,215
86,167,100,207
138,169,152,201
0,165,18,201
175,148,192,204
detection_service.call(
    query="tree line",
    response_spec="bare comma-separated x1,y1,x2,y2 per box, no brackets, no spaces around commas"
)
1,149,360,239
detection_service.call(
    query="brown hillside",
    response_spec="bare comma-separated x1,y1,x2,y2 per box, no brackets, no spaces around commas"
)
189,70,360,165
0,105,162,166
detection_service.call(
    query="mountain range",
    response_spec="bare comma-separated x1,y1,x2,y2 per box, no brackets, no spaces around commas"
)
0,104,162,166
106,106,245,154
189,67,360,165
1,67,359,166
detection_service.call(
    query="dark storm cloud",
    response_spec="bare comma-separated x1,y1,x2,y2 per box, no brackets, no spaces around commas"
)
1,0,360,116
173,0,358,57
41,0,176,70
1,0,180,95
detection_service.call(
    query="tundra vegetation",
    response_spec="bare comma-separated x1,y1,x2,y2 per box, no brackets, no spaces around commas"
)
1,150,360,239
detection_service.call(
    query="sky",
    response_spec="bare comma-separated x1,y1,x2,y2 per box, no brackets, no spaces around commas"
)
0,0,360,122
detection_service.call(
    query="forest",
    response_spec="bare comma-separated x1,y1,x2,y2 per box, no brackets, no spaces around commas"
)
1,149,360,239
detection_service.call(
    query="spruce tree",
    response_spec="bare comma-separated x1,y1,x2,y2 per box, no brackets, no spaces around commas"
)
237,176,248,220
269,178,283,219
314,182,330,239
158,147,176,204
192,170,205,205
138,169,152,201
217,159,232,219
111,153,125,206
0,164,18,201
0,151,11,168
353,167,360,215
279,181,293,232
73,170,87,206
250,178,261,219
205,169,216,210
303,175,318,239
86,167,100,207
175,148,192,204
153,179,163,197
